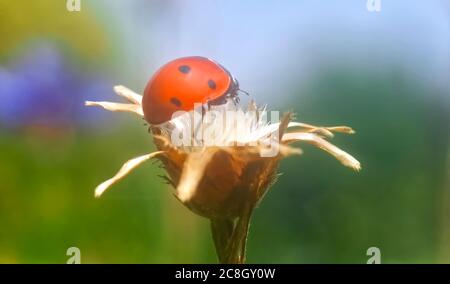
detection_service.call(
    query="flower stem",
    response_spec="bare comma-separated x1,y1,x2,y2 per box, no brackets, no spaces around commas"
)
210,203,254,264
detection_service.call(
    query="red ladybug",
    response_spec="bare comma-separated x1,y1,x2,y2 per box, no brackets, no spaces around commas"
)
142,56,242,125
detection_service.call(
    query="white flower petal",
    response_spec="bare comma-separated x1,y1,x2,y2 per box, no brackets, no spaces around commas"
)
114,85,143,105
94,151,164,197
176,149,217,202
85,101,144,116
282,132,361,171
286,123,356,138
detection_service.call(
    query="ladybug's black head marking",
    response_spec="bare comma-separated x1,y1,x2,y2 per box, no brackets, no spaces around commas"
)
178,65,191,74
170,97,182,107
227,76,240,97
208,79,217,90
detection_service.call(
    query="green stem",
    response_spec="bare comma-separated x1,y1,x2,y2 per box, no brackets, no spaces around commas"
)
210,203,254,264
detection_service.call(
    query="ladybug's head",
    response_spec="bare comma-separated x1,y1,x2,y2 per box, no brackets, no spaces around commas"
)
227,76,240,97
226,75,249,105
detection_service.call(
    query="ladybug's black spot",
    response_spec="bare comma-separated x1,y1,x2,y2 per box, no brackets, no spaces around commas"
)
208,79,217,90
170,97,182,107
178,65,191,74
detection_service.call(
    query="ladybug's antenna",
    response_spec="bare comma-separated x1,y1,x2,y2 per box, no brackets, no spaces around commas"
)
238,89,250,96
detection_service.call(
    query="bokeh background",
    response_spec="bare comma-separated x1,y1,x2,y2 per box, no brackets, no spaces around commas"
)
0,0,448,263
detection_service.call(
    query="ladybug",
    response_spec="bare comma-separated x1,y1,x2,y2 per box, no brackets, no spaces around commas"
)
142,56,244,125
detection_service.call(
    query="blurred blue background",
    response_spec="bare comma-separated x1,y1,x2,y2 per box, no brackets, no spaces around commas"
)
0,0,448,263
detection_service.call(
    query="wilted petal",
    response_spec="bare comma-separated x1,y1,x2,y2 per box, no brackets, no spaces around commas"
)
282,132,361,170
324,126,355,134
276,143,303,156
114,85,143,105
85,101,144,116
94,151,164,197
287,123,356,138
241,122,301,143
176,148,218,202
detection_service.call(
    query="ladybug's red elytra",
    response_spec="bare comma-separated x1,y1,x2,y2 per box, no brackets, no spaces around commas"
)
142,56,242,125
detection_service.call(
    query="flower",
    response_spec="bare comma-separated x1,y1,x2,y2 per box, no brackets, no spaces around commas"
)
86,85,360,263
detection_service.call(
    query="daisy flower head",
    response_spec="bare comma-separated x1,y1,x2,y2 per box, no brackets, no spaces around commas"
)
85,58,360,263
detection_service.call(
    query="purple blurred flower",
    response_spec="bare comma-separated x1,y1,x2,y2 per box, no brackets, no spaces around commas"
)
0,44,114,129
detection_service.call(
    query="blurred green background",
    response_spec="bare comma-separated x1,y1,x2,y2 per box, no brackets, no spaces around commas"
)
0,0,448,263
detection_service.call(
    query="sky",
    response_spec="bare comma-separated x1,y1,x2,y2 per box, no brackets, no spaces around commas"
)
96,0,449,103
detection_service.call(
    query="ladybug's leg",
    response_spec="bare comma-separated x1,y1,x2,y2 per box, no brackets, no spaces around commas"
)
229,93,239,105
198,102,213,145
238,89,250,96
201,102,209,125
202,100,211,124
142,117,152,133
202,102,209,118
